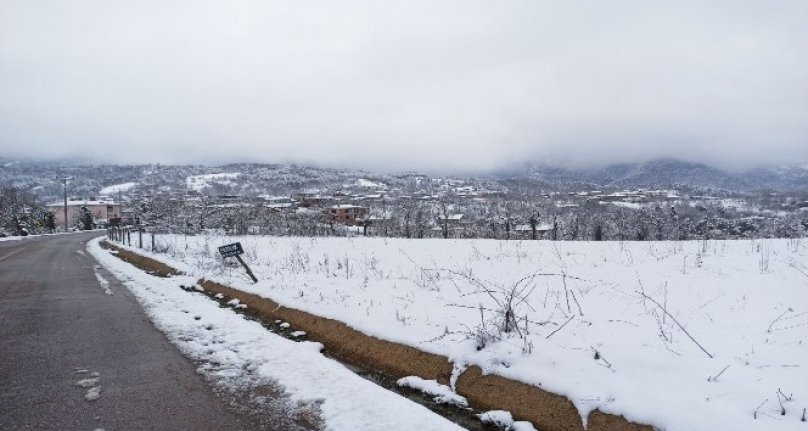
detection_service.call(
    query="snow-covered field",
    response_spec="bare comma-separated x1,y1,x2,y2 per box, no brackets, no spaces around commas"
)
87,237,467,431
186,172,241,192
0,230,89,243
120,234,807,431
99,182,137,195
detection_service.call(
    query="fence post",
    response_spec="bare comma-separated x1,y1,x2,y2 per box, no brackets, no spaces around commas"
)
151,233,155,252
138,229,143,249
127,228,131,246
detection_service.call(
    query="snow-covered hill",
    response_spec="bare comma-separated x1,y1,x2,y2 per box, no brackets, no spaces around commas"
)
516,159,808,192
1,158,807,204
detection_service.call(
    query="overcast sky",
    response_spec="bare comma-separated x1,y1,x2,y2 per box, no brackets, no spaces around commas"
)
1,1,806,172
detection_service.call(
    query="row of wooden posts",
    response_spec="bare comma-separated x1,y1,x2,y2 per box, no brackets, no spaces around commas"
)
107,227,154,251
106,227,259,284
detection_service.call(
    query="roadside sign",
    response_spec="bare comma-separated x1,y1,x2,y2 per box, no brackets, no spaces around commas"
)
218,242,244,258
217,242,258,283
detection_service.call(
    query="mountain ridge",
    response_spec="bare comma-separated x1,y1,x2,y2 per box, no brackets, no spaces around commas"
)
512,158,808,192
1,157,806,202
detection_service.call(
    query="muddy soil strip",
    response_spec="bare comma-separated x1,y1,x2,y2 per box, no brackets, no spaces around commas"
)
201,290,495,431
101,240,654,431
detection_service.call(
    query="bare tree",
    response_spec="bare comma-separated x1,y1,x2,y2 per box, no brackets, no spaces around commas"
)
529,211,540,240
437,198,450,239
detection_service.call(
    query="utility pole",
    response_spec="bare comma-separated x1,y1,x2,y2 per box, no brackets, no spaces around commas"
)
61,178,69,232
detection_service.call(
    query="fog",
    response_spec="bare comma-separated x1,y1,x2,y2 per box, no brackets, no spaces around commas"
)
1,1,806,172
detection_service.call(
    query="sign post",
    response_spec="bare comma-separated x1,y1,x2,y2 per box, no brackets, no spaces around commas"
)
218,242,258,283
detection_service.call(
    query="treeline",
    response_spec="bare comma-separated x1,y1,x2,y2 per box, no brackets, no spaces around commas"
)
3,182,805,240
0,184,55,236
130,193,808,241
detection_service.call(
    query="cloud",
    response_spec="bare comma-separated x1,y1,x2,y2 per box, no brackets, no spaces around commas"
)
1,0,806,171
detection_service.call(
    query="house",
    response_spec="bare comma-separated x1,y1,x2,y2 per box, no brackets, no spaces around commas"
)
437,213,465,226
513,223,553,239
47,199,123,227
295,193,324,208
432,213,467,238
259,195,296,212
329,205,368,225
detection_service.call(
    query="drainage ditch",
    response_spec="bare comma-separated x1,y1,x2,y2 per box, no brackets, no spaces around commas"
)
197,286,499,431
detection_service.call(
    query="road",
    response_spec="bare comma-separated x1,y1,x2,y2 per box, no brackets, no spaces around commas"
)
0,233,272,430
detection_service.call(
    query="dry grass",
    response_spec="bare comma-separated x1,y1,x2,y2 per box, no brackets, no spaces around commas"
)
101,240,181,277
587,410,655,431
457,365,654,431
199,279,453,384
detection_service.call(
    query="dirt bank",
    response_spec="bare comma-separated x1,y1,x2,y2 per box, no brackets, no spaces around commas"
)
100,241,180,277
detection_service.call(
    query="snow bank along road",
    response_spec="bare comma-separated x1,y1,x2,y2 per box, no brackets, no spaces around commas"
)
0,232,276,430
87,238,471,431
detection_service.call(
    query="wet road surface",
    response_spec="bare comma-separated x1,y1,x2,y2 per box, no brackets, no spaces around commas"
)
0,233,274,430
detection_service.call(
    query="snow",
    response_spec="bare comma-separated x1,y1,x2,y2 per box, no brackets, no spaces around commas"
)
513,224,552,232
99,182,137,195
76,373,102,402
87,237,465,431
93,267,113,295
76,378,99,388
226,298,246,309
356,179,383,188
607,201,643,209
85,386,101,401
397,376,468,407
119,234,808,431
0,230,91,243
186,172,241,192
511,422,538,431
477,411,514,428
476,410,537,430
46,199,118,208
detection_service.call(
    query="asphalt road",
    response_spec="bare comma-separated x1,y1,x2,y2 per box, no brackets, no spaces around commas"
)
0,233,272,430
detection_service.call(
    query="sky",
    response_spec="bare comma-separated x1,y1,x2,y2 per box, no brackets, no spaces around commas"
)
0,1,806,173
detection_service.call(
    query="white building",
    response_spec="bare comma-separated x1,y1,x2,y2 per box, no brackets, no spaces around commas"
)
46,199,123,227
